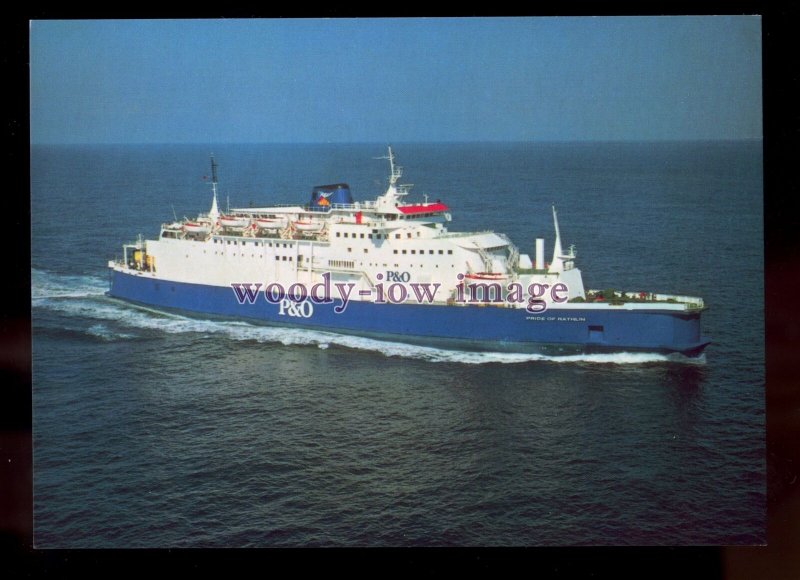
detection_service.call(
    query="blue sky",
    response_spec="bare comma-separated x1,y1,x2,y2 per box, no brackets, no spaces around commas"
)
29,17,762,144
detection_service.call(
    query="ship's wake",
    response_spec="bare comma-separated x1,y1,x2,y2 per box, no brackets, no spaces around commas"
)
32,269,705,366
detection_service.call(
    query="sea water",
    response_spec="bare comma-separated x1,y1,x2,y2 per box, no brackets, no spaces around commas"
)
31,141,764,546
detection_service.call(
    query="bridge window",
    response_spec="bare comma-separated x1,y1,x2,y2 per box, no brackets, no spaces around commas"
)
395,234,401,239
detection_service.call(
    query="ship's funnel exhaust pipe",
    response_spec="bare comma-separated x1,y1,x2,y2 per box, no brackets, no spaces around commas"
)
535,238,545,271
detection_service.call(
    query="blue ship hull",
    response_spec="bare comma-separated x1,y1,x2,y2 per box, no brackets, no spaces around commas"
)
108,270,710,356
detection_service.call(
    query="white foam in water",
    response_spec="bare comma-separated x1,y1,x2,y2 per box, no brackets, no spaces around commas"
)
302,335,699,365
31,268,109,303
86,323,137,341
32,268,703,365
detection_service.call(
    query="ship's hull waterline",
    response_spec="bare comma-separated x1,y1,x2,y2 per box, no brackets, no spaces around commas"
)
109,270,710,356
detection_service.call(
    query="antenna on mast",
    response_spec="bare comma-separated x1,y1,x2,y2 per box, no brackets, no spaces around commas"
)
375,145,403,187
373,145,413,210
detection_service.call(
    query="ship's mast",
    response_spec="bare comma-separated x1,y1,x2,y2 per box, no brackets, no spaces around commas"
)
208,155,220,220
386,146,402,188
549,206,564,273
548,206,576,273
379,146,410,193
374,146,412,211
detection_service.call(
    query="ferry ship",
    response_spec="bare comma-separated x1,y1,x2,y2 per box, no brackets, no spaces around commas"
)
107,148,710,356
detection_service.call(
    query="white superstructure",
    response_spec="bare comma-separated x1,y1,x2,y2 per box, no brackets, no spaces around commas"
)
110,148,706,312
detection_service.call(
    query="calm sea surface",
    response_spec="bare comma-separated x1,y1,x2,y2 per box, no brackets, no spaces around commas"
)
31,142,764,547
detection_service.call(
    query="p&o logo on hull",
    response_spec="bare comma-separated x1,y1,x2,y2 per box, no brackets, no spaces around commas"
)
278,298,314,318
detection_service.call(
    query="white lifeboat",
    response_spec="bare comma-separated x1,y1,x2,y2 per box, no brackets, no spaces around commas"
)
219,215,251,229
293,220,324,233
255,217,288,231
182,221,211,235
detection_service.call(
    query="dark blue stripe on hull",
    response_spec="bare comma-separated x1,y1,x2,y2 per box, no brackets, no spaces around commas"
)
108,271,710,356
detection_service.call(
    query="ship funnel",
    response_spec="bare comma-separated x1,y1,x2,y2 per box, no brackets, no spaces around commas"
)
535,238,545,271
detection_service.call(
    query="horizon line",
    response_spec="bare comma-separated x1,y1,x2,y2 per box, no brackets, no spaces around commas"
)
30,137,765,147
